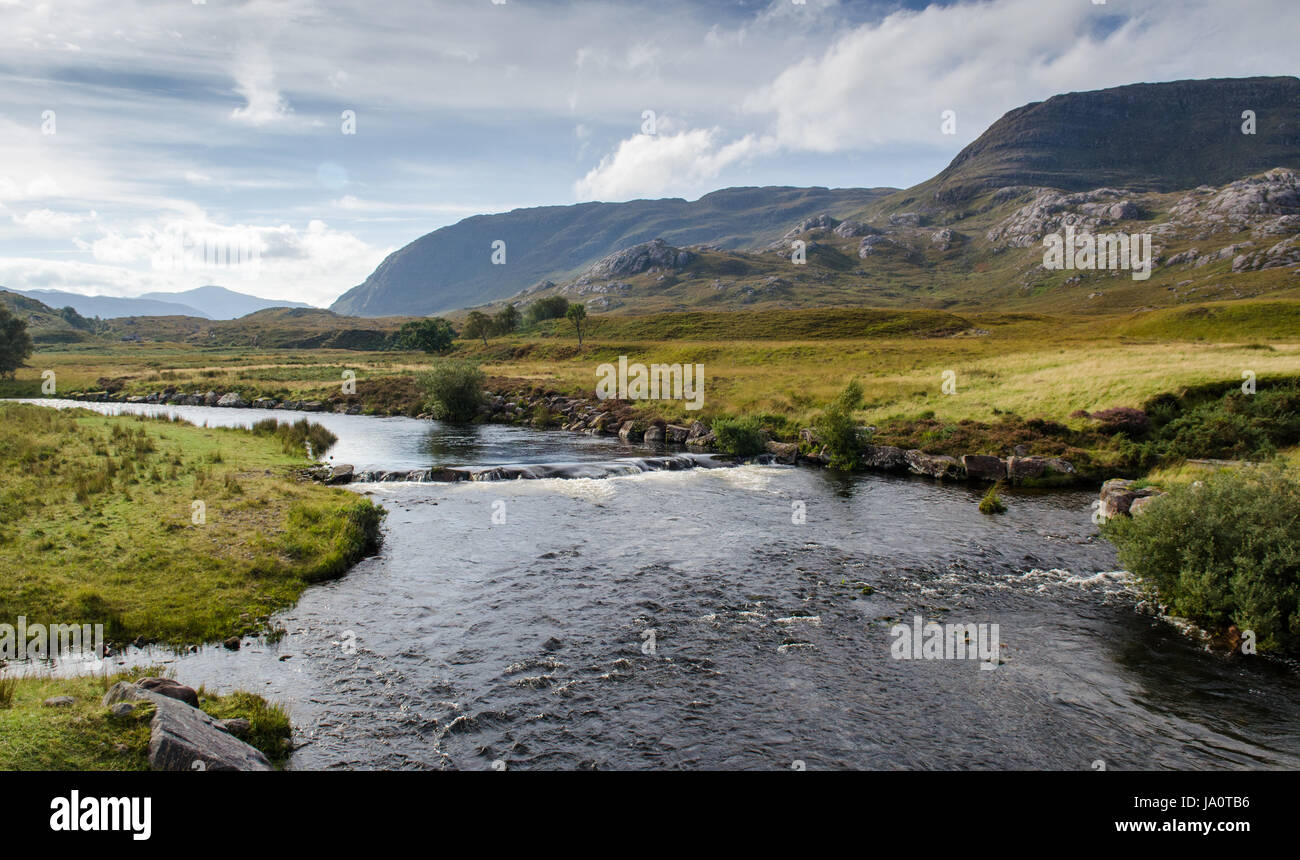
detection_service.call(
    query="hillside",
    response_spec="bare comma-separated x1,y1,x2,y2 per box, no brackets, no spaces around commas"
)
330,186,894,317
0,290,103,344
902,76,1300,208
334,76,1300,319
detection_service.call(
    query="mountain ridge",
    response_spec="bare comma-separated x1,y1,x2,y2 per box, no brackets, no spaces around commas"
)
332,75,1300,318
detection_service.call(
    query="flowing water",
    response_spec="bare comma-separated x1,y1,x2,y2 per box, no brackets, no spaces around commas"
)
15,399,1300,770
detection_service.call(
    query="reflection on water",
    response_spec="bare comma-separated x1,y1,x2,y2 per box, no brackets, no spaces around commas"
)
13,399,1300,770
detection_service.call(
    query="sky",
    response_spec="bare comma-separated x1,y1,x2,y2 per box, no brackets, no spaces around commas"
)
0,0,1296,308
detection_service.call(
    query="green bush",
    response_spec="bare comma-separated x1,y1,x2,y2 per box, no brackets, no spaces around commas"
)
814,380,865,469
1104,466,1300,652
711,416,767,457
979,482,1007,514
418,360,486,422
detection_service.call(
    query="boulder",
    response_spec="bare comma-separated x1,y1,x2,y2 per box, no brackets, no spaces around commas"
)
136,677,201,708
216,717,252,737
765,441,799,464
685,432,716,449
103,681,273,772
643,425,665,444
43,696,75,708
961,454,1008,482
618,421,645,443
325,464,354,485
664,424,691,444
202,390,220,406
904,449,964,480
109,703,136,718
1007,456,1046,481
216,392,247,408
862,445,908,472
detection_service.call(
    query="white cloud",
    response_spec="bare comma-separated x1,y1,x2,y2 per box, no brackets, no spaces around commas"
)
574,129,773,201
230,48,292,126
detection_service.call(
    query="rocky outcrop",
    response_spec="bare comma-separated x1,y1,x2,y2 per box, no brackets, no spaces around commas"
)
961,454,1008,482
765,441,798,464
904,449,964,480
1097,478,1164,519
103,679,273,772
862,444,908,472
584,238,697,279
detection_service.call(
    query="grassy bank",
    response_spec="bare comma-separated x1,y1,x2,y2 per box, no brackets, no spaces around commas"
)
5,299,1300,480
0,403,383,646
0,668,291,770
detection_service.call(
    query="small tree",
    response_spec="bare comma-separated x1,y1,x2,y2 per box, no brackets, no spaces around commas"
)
814,380,865,469
524,296,569,326
418,360,486,423
462,311,492,347
394,318,455,354
492,303,521,336
566,302,588,347
0,303,34,379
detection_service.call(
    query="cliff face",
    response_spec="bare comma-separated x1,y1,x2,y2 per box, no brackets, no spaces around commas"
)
923,77,1300,202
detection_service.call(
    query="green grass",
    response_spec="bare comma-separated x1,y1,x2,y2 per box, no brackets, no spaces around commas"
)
0,668,292,770
0,403,384,646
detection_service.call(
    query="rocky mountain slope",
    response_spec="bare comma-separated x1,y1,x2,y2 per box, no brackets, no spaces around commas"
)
330,186,893,317
334,76,1300,319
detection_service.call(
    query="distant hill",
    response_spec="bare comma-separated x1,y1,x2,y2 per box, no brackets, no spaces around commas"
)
138,286,312,319
12,289,208,319
10,286,314,320
329,186,895,317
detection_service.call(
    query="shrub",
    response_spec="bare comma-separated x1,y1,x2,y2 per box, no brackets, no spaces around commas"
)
1104,466,1300,652
711,416,767,457
250,418,338,458
418,360,486,423
814,381,865,469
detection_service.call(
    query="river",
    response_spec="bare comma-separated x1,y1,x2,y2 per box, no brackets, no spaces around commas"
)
15,398,1300,770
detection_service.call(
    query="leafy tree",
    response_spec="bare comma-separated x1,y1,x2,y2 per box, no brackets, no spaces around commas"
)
418,360,486,422
462,310,493,346
524,296,569,326
0,303,34,379
566,302,588,347
814,380,865,469
394,317,455,354
492,303,521,336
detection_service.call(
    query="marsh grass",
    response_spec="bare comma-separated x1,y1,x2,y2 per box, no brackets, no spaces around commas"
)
0,403,383,646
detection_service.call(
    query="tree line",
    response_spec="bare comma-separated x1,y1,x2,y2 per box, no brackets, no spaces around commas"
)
396,295,588,353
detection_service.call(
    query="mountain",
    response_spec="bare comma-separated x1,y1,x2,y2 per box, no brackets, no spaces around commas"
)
138,286,312,319
908,76,1300,206
12,289,208,319
332,76,1300,318
330,186,894,317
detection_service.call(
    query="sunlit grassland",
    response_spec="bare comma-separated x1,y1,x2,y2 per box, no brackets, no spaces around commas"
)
5,300,1299,432
0,404,382,645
